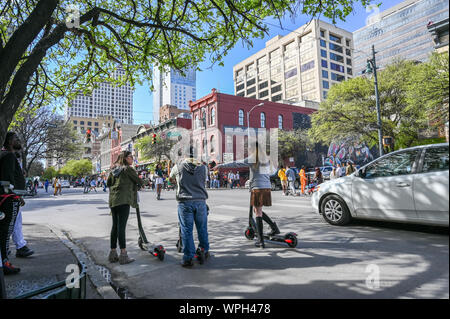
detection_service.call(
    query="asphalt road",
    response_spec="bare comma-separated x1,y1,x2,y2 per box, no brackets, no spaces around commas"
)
20,186,449,299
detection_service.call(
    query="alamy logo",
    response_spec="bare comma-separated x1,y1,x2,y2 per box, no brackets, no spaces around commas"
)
65,264,80,289
365,264,380,290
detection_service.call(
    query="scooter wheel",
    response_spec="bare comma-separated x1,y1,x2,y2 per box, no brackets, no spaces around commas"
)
244,227,255,240
138,237,145,251
154,246,165,261
285,234,298,248
176,239,183,253
196,248,205,265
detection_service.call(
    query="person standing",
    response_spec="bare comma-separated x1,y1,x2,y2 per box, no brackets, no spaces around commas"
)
170,149,209,267
102,176,107,192
299,166,307,195
330,167,338,180
235,171,240,188
53,177,61,196
285,166,296,196
155,164,164,200
278,166,288,195
312,167,324,185
346,162,355,176
107,151,143,265
0,132,27,274
335,163,342,178
44,179,49,193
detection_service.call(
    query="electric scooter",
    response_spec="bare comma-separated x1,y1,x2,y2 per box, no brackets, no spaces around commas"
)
136,205,165,261
244,204,298,248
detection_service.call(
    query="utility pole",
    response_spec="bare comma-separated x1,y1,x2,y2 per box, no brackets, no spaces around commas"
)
366,45,383,157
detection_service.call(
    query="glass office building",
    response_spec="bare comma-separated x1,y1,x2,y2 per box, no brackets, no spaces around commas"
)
353,0,449,75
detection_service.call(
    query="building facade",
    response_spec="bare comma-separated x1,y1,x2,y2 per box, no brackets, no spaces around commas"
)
153,65,196,121
233,19,354,103
353,0,449,75
64,68,134,124
159,104,186,122
190,89,317,164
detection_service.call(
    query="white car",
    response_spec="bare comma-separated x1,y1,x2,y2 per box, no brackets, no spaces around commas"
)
60,180,70,188
311,143,449,227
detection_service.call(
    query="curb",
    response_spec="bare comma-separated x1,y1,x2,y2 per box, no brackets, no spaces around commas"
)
47,226,120,299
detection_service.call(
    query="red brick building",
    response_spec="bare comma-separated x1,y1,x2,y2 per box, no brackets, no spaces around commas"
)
190,89,317,164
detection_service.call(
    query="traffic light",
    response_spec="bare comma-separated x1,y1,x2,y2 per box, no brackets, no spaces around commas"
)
86,129,92,143
152,134,157,144
366,59,373,74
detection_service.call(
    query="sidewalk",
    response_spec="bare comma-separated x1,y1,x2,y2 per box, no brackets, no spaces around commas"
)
3,223,103,299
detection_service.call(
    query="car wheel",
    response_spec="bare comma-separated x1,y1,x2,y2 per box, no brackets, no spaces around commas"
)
320,195,351,226
271,181,276,191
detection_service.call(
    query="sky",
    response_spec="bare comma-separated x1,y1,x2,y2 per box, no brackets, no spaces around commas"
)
132,0,406,125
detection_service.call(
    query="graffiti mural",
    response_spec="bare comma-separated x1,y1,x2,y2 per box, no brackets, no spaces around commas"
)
324,138,374,166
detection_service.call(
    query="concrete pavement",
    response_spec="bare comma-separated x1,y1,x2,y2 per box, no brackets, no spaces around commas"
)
13,186,450,299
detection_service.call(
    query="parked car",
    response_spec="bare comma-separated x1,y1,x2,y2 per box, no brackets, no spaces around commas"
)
312,143,449,227
60,180,70,188
72,180,83,188
320,166,334,180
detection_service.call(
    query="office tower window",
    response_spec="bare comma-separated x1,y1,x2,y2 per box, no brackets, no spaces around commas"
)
271,85,282,94
347,67,353,75
321,60,328,68
247,87,256,95
272,94,282,102
331,72,345,82
329,34,342,43
284,68,297,79
247,78,256,87
321,49,327,58
286,87,298,99
330,62,345,73
346,58,352,65
322,70,329,78
259,90,269,99
259,81,268,90
346,48,351,56
329,42,343,53
330,52,344,63
260,112,266,128
320,30,325,37
320,39,327,48
323,80,329,89
278,115,283,129
301,60,315,72
323,90,328,99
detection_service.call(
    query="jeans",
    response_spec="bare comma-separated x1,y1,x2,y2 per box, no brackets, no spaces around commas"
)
178,201,209,262
12,209,26,250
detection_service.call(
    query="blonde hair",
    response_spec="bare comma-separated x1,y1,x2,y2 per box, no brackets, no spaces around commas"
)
115,151,132,166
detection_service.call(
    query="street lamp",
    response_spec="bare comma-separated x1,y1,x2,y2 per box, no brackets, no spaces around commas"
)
366,45,384,157
247,102,264,137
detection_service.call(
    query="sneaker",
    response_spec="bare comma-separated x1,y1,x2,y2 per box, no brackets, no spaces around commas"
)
108,250,119,263
181,259,193,267
3,261,20,275
16,246,34,258
119,252,135,265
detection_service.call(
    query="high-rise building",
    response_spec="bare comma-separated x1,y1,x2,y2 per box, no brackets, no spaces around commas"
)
152,65,196,121
233,19,354,103
353,0,449,75
64,68,134,124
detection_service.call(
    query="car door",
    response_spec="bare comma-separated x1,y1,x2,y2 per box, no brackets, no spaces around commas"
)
352,149,421,221
413,145,449,225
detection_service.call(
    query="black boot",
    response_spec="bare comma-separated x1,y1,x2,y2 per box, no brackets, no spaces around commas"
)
255,217,265,248
262,212,280,236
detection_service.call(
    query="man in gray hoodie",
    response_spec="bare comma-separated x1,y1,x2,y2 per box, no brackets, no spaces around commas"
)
170,153,209,267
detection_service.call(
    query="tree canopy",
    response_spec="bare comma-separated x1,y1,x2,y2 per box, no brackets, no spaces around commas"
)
0,0,375,143
309,59,437,150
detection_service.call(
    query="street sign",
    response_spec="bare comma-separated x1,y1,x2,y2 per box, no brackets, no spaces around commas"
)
223,153,234,163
